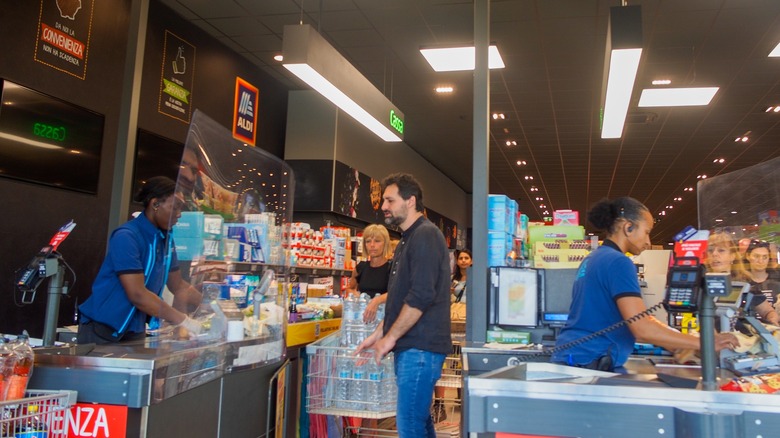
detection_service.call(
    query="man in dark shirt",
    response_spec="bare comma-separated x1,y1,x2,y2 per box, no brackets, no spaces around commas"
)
356,173,451,437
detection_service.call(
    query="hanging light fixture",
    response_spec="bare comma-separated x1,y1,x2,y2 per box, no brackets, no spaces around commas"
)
282,24,404,142
600,5,643,139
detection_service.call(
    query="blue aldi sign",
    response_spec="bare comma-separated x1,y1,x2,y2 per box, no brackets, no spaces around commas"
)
233,77,259,145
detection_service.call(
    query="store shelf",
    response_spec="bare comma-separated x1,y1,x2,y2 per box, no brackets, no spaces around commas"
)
287,318,342,347
196,261,352,277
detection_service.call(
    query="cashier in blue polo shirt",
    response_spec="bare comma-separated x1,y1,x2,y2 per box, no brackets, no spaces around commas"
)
551,197,738,371
78,176,202,344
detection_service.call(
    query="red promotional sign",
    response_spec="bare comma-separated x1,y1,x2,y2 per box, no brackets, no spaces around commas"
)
673,240,708,266
53,403,128,438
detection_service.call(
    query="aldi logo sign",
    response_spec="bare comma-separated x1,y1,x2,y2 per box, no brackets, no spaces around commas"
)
233,77,259,145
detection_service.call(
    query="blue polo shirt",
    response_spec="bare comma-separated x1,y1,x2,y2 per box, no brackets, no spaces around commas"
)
79,214,179,335
551,239,641,367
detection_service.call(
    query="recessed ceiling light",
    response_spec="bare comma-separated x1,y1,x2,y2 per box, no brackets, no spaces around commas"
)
713,158,725,163
731,211,738,214
715,218,723,222
775,107,780,113
651,79,671,85
492,113,506,120
684,187,694,192
435,86,454,93
666,205,673,209
524,175,534,180
769,41,780,57
516,160,527,166
420,45,505,72
674,197,682,201
638,87,719,107
505,140,517,146
273,54,284,62
697,174,707,179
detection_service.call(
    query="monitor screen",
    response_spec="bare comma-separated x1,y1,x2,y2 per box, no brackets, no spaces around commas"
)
133,129,185,196
0,80,104,193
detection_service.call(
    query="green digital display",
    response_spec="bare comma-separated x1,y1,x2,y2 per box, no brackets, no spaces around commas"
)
32,122,67,142
390,109,404,135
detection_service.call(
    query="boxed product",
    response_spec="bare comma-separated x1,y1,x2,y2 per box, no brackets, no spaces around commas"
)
204,214,224,239
488,231,514,267
488,194,518,234
175,237,204,261
553,209,579,226
173,211,204,238
486,329,531,344
528,224,585,249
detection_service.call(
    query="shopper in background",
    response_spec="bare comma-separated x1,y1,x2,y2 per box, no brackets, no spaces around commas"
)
450,249,472,304
745,239,780,305
356,173,451,438
552,197,738,371
346,224,393,323
706,232,779,324
431,248,473,422
78,177,203,344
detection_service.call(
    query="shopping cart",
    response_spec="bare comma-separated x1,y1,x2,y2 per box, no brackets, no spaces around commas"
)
306,331,396,418
0,390,78,438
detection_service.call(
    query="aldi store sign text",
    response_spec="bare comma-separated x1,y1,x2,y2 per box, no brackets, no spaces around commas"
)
233,77,259,146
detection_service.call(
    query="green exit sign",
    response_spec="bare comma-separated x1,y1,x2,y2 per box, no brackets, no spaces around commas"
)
389,109,404,135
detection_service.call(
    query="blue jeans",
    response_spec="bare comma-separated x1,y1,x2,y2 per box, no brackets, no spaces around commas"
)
394,348,446,438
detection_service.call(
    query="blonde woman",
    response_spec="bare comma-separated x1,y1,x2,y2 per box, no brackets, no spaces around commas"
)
706,232,779,324
346,224,393,322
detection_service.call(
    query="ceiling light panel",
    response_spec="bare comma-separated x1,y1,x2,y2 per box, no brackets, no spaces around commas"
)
638,87,719,107
420,45,505,72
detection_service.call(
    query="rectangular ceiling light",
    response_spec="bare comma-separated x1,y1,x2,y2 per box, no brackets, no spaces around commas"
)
770,41,780,57
601,5,643,139
282,25,404,142
420,46,505,72
638,87,719,107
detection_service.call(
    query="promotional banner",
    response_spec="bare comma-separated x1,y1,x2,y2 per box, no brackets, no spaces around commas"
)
158,30,196,123
34,0,95,79
233,77,259,146
55,403,128,438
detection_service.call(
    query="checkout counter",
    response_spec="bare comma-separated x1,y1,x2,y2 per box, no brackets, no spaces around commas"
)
462,260,780,437
30,334,287,437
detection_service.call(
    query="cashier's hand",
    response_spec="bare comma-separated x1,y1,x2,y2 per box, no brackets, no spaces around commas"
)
177,316,203,338
714,332,740,352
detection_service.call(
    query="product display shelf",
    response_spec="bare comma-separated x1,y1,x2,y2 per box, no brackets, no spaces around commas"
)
210,261,351,278
0,390,77,438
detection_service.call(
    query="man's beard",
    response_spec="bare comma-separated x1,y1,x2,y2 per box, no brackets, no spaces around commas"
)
384,213,403,226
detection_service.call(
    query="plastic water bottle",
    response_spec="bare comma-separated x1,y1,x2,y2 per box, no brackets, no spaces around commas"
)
341,294,357,347
350,359,367,410
376,303,385,325
356,293,370,344
335,352,352,409
7,334,33,400
382,356,396,410
0,340,15,401
366,361,384,410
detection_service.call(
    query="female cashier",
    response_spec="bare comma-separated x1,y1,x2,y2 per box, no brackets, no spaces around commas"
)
551,197,738,371
78,177,203,344
346,224,393,323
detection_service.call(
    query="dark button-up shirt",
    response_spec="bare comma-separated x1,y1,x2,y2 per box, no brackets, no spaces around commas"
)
383,215,452,354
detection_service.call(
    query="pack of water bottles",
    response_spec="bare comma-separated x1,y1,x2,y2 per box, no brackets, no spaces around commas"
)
306,331,397,418
339,293,384,348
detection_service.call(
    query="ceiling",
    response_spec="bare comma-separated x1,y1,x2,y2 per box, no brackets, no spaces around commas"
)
158,0,780,244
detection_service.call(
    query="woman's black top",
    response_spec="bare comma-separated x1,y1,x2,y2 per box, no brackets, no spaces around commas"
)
355,260,390,298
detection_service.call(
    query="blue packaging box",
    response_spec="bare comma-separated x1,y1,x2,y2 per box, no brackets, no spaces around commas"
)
175,236,204,261
173,212,204,238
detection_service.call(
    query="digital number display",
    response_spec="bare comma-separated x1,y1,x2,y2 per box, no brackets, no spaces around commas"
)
32,122,66,141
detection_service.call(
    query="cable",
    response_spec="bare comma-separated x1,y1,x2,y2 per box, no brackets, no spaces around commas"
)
525,301,667,360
